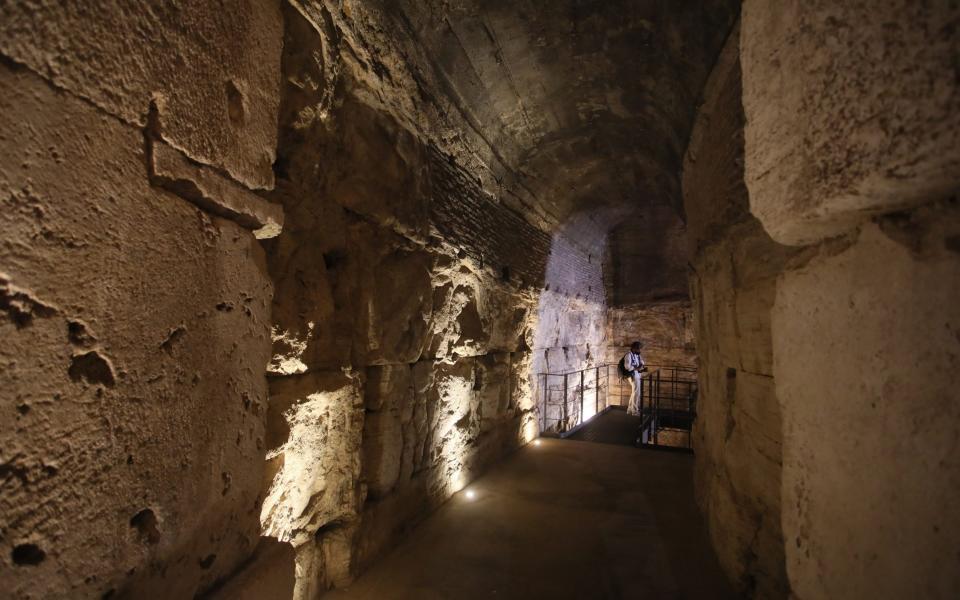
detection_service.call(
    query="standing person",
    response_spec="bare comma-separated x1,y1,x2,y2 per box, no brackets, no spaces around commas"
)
622,341,646,415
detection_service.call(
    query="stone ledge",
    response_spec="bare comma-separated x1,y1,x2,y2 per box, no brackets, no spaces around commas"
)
149,138,284,238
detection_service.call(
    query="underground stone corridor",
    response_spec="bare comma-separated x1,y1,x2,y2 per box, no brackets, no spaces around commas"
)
1,2,958,599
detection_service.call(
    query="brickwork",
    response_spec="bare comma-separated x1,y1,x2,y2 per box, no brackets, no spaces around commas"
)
428,146,601,300
543,231,605,303
428,147,549,287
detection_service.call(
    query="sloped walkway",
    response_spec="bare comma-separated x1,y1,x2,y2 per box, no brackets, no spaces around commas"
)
325,438,734,600
565,406,643,446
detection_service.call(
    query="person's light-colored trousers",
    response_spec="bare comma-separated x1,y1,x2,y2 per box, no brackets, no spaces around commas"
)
627,372,642,415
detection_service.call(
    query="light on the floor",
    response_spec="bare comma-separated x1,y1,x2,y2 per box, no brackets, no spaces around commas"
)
465,489,476,500
533,439,542,446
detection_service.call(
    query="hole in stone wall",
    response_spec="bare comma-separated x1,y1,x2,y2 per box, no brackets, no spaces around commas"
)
473,367,484,391
130,508,161,545
12,543,45,566
225,80,246,126
199,553,217,569
160,326,186,354
68,351,116,387
323,250,347,270
67,320,95,346
501,265,511,282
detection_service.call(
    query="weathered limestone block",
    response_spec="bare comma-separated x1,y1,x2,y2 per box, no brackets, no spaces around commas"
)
0,0,284,189
353,475,434,574
424,280,489,359
361,409,403,499
350,223,435,366
273,6,433,240
261,371,365,546
773,218,960,600
362,365,414,498
266,198,351,374
476,353,512,432
0,64,273,599
270,214,437,373
741,0,960,245
422,257,535,360
510,352,536,414
325,98,432,241
412,359,478,495
482,285,535,354
545,302,605,351
149,139,284,238
364,363,414,413
684,25,793,598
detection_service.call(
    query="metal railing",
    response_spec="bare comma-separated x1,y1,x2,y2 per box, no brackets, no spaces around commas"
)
537,363,624,434
635,365,698,449
536,363,698,449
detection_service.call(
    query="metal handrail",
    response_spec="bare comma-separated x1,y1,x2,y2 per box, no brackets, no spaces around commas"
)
537,362,698,449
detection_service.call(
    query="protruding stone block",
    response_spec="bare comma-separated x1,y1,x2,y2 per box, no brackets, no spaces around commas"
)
150,139,284,238
742,0,960,245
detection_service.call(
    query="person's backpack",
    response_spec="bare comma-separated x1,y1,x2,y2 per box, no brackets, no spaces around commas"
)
617,356,630,379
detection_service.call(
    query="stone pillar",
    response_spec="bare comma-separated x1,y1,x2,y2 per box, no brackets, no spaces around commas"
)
742,2,960,598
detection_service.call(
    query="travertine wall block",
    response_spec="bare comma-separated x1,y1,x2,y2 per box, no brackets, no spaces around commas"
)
741,0,960,245
0,62,275,598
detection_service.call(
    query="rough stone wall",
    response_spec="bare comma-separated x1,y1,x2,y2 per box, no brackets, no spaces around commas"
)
682,24,798,598
741,2,960,598
241,5,607,595
0,2,285,598
605,301,696,368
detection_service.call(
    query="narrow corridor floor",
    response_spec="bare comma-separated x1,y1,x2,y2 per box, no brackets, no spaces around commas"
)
565,405,643,446
325,438,734,600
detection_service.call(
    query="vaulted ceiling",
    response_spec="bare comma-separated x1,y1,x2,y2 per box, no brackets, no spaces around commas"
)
381,0,739,231
369,0,738,304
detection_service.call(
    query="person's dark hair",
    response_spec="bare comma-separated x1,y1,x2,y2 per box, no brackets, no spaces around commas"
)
630,341,642,351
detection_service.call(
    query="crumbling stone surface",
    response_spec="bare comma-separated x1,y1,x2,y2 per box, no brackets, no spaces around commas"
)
261,371,365,546
0,63,274,598
741,0,960,245
682,26,798,598
773,214,960,600
0,0,284,189
249,6,608,594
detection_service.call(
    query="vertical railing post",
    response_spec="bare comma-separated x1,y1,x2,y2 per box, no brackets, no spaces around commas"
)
563,373,568,431
637,370,643,426
540,373,545,432
595,366,600,416
656,370,661,445
580,369,585,425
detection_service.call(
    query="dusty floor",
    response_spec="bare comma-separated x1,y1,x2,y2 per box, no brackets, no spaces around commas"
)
326,438,734,599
